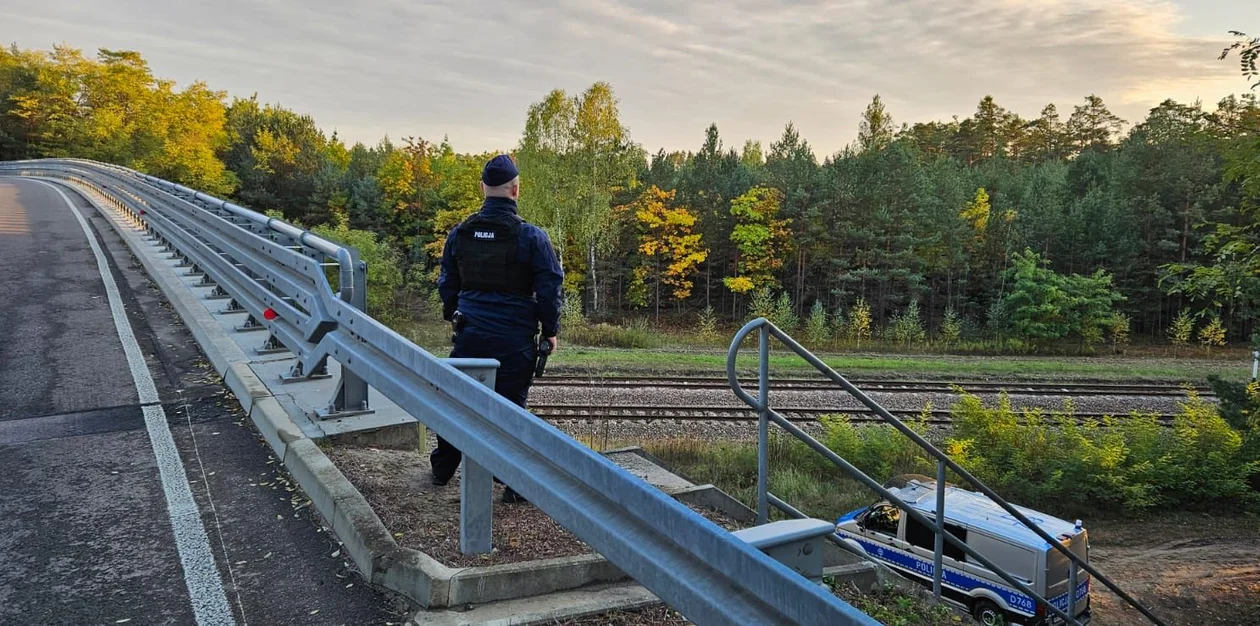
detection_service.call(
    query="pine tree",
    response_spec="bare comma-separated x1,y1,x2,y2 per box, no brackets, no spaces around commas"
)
940,306,963,346
772,292,799,331
748,286,776,322
696,305,719,341
805,300,829,344
1066,95,1126,152
858,94,895,153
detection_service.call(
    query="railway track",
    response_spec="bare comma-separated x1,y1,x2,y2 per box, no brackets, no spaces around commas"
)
534,375,1212,397
531,404,1178,424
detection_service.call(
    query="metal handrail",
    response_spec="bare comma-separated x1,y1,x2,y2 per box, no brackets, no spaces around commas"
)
0,160,882,626
727,318,1167,626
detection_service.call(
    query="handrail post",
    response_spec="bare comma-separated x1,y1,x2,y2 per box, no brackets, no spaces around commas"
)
932,458,946,603
1069,558,1078,621
757,323,770,525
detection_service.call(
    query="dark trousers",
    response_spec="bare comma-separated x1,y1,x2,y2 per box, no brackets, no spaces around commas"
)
429,330,537,481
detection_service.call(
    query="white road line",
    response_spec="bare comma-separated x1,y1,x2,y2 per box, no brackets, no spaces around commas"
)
30,179,237,626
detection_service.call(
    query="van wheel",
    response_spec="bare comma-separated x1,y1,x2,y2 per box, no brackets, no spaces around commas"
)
972,600,1004,626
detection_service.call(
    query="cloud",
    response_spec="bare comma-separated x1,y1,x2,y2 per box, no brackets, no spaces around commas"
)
2,0,1249,154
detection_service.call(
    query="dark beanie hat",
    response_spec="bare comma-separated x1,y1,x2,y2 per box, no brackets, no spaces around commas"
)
482,154,519,186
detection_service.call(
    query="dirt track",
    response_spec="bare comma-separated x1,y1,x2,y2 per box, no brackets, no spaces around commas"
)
1087,516,1260,626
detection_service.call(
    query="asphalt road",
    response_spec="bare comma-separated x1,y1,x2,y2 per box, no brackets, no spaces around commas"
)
0,179,409,626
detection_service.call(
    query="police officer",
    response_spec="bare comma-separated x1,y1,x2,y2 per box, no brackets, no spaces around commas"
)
431,154,564,503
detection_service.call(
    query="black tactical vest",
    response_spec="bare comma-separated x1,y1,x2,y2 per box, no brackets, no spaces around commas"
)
454,212,534,297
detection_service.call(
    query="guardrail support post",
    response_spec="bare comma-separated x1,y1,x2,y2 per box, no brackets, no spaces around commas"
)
452,359,498,555
324,253,372,418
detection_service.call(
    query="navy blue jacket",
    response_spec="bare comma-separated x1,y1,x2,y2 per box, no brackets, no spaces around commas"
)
438,197,564,341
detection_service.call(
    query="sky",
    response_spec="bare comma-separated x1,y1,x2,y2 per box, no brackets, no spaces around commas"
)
3,0,1257,156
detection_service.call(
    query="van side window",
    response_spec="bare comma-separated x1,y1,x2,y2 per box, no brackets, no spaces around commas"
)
905,515,967,561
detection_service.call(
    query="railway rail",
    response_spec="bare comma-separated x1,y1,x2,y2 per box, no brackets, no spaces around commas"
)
534,375,1212,397
531,403,1178,424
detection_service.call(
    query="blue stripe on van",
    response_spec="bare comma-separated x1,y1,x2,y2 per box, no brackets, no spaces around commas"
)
837,530,1087,616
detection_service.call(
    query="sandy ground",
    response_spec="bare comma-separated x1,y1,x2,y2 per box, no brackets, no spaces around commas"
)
1086,516,1260,626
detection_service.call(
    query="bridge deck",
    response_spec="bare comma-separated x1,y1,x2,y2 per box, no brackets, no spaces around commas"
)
0,179,401,625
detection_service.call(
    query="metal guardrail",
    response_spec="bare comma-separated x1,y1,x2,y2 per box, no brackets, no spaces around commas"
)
727,318,1168,626
0,159,882,626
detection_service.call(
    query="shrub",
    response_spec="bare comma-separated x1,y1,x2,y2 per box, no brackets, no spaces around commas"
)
560,290,586,330
820,414,933,482
986,298,1010,339
1168,309,1194,354
847,298,873,348
944,390,1259,514
890,299,927,347
696,305,719,341
1198,315,1227,353
830,307,848,339
748,286,776,322
804,300,829,345
940,306,963,346
771,292,799,331
1108,312,1131,353
310,224,403,317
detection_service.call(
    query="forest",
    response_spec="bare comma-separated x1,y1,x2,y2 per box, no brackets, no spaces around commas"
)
2,38,1259,352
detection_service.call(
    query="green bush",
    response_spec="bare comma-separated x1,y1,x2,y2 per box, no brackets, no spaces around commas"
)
890,299,926,346
747,286,776,322
696,305,719,341
771,291,799,331
1206,376,1260,490
804,300,829,345
560,290,586,330
940,306,963,346
310,224,403,317
821,414,934,481
943,391,1259,514
650,387,1260,523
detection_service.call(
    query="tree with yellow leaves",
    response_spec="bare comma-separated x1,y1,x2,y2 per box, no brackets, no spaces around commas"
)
625,185,708,319
722,186,793,297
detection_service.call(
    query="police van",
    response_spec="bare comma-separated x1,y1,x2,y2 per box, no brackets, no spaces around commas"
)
835,480,1090,625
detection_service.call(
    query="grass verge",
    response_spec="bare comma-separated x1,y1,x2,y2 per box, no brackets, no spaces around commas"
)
551,346,1249,382
393,317,1251,382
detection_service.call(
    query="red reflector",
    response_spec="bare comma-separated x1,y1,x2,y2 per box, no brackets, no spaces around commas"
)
262,308,278,321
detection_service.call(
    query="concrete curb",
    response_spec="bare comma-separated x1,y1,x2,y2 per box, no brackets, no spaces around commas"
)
449,553,625,607
67,178,638,611
410,583,662,626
